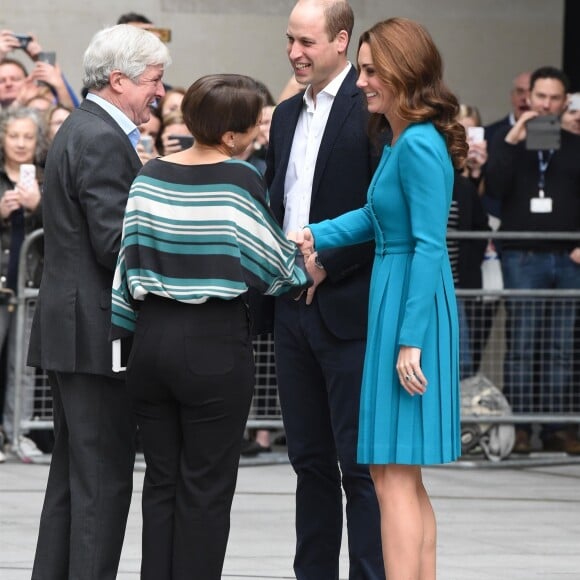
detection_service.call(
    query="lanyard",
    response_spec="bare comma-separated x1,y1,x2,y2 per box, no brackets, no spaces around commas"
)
537,150,554,196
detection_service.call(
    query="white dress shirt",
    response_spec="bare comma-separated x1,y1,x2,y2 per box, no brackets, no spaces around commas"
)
282,63,352,234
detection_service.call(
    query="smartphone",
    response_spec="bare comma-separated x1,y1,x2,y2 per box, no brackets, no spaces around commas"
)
148,27,172,43
19,164,36,189
170,135,194,150
467,126,485,143
37,51,56,66
140,135,155,155
568,93,580,112
526,114,561,151
13,33,32,49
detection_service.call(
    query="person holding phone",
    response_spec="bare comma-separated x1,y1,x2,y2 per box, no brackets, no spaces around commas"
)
0,106,47,461
0,29,78,110
562,93,580,136
486,66,580,456
159,109,194,154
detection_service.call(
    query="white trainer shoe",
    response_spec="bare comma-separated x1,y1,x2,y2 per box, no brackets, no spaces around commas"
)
0,432,6,463
17,435,43,461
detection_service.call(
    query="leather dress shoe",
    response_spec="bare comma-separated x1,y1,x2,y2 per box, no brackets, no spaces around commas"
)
240,438,262,457
543,430,580,455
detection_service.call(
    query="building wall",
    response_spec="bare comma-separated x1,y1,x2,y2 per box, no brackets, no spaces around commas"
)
1,0,564,124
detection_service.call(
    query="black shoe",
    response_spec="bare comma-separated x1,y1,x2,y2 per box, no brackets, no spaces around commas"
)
543,430,580,455
240,438,262,457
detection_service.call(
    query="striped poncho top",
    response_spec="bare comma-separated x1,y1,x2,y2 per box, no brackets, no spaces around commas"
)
111,157,308,337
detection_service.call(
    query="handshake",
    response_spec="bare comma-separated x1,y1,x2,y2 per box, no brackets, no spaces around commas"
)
287,228,325,305
287,227,314,256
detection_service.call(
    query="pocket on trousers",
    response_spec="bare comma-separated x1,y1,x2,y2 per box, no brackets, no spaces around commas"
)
184,335,235,376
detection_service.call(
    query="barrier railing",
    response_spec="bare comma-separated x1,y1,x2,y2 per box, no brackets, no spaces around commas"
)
8,229,580,464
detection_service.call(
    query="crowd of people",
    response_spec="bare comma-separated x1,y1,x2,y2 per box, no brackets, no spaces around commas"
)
0,1,579,578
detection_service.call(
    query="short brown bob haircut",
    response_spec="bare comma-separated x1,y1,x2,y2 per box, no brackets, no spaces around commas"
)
181,74,264,146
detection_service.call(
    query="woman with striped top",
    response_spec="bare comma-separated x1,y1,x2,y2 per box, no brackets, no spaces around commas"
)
111,74,310,580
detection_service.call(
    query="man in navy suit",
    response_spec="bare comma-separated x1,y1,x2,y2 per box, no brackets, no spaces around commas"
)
265,1,384,578
28,25,170,580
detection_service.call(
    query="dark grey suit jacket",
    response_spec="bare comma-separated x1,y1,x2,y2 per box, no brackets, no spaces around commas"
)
264,66,376,340
28,99,142,377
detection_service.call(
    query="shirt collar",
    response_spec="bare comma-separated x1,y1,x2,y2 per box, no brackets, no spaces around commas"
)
303,62,352,109
86,92,139,147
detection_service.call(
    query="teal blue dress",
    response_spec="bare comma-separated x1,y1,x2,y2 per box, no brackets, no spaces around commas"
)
309,122,461,465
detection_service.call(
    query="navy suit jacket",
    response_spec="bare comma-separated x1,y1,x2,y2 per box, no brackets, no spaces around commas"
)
264,66,376,340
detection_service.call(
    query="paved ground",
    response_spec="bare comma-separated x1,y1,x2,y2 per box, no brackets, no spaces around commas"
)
1,451,579,579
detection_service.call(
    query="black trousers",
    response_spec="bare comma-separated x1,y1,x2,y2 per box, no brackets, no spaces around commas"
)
274,297,385,580
126,295,255,580
32,371,136,580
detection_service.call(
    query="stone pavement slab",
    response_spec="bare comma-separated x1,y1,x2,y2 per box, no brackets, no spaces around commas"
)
1,452,579,579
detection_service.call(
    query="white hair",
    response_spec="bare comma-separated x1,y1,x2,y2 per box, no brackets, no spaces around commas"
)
82,24,172,90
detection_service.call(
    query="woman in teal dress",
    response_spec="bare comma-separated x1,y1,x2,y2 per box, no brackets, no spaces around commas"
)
291,18,468,580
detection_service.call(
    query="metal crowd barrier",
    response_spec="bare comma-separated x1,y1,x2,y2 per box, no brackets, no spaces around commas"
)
8,229,580,465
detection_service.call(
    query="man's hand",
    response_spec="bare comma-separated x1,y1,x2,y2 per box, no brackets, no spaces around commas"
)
303,252,327,305
0,30,19,59
0,30,41,61
504,110,539,145
287,228,324,304
570,247,580,264
30,61,63,90
13,76,40,108
24,34,42,61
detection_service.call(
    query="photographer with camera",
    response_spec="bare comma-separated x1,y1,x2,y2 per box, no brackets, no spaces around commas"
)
0,29,77,110
486,66,580,455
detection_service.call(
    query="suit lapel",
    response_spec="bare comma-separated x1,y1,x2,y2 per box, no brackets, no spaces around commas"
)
311,67,358,200
80,99,142,169
269,94,304,218
276,95,304,183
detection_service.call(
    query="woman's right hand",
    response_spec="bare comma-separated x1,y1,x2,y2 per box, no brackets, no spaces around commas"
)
287,227,315,257
0,189,22,219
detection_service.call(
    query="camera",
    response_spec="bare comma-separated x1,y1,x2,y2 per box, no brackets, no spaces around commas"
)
13,33,32,49
525,114,561,151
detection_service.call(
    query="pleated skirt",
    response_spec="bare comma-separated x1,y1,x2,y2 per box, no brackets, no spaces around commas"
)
357,252,461,465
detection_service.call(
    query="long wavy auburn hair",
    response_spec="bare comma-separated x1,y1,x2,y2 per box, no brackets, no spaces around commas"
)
359,18,468,169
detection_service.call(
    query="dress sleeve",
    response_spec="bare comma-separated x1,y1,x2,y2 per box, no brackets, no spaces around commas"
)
309,205,375,250
238,164,310,295
397,132,451,348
